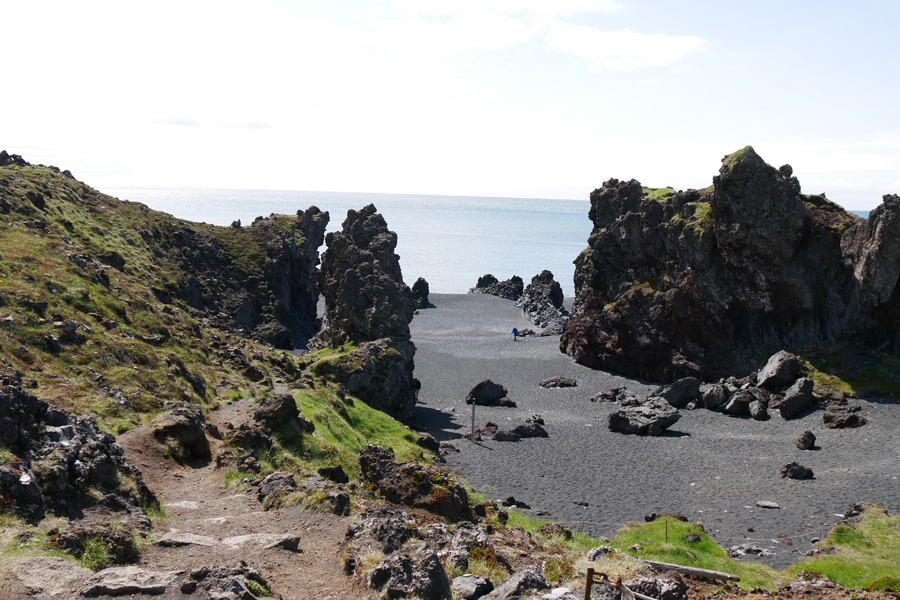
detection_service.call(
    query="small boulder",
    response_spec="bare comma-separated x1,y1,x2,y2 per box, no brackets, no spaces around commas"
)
796,430,816,450
482,566,548,600
651,377,700,408
539,376,577,389
369,543,451,600
452,574,494,600
758,350,803,389
624,571,688,600
701,384,728,410
608,399,680,436
777,378,815,419
467,380,515,407
151,405,210,461
749,399,769,421
318,465,350,484
781,461,814,479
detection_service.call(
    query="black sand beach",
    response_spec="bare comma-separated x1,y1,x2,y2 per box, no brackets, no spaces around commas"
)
411,293,900,569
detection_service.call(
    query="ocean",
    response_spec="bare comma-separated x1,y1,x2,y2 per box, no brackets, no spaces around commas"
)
100,187,594,297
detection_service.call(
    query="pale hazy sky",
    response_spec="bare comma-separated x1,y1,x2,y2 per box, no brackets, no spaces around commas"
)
2,0,898,209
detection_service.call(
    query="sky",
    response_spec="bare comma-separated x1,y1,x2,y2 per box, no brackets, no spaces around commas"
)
2,0,898,210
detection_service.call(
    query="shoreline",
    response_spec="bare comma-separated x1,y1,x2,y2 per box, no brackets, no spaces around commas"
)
411,293,900,570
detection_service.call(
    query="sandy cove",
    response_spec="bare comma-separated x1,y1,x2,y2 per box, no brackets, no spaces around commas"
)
411,293,900,570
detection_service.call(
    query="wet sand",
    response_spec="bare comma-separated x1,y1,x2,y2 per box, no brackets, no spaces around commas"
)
410,293,900,569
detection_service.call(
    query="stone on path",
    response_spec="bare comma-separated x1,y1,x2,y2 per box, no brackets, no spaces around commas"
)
11,557,92,598
80,566,181,597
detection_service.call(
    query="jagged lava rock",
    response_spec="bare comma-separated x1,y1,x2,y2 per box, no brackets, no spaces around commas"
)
561,146,900,382
516,270,567,333
757,350,803,389
469,274,524,300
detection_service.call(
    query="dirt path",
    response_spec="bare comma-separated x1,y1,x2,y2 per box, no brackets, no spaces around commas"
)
115,397,366,599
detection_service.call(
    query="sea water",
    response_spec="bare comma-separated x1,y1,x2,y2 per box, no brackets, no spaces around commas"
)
100,187,593,297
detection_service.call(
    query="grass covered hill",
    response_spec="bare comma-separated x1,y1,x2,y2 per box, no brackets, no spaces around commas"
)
0,150,326,425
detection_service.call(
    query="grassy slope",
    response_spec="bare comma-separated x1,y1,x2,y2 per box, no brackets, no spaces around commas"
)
0,161,304,428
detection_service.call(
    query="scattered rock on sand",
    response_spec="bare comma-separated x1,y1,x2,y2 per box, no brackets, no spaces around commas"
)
608,399,681,436
796,430,817,450
781,461,814,479
824,407,868,429
467,379,516,407
776,377,815,419
756,500,781,509
651,377,701,408
539,376,577,388
757,350,803,389
591,387,640,406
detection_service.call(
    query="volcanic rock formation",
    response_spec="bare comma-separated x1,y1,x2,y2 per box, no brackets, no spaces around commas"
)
310,204,420,420
561,146,900,381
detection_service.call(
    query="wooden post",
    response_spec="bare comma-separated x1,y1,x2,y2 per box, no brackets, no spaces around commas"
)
471,401,475,441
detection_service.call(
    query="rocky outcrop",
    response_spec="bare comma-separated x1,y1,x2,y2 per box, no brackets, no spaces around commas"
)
516,270,568,333
358,444,473,522
0,369,155,522
310,204,419,420
469,274,524,301
369,543,452,600
562,146,900,382
151,404,210,461
412,277,431,308
148,208,328,350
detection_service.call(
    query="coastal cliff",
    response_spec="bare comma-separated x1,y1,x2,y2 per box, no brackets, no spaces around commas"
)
561,146,900,382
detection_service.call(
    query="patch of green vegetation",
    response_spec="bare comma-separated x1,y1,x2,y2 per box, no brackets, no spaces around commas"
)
786,505,900,590
802,345,900,397
543,554,575,586
287,386,427,478
642,186,676,203
722,145,758,169
608,516,781,589
686,201,714,233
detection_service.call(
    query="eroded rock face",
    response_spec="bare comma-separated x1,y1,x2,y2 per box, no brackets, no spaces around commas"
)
562,146,900,382
0,369,154,521
310,205,419,420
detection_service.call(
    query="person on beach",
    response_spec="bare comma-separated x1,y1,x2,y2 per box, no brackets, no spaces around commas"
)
512,327,519,341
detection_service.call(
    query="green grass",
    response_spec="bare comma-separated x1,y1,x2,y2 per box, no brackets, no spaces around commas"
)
288,386,427,478
642,186,676,203
607,517,780,589
786,505,900,590
802,345,900,397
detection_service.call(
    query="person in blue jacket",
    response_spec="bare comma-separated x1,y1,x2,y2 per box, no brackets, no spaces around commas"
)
512,328,519,341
